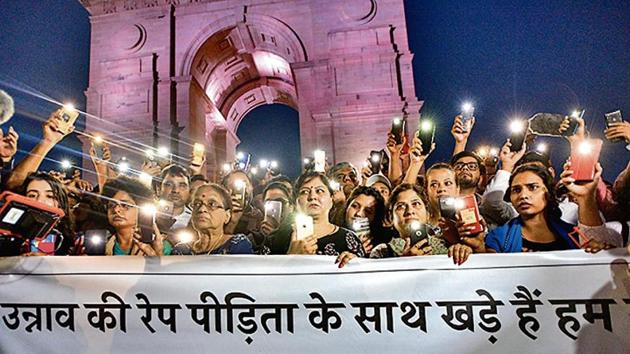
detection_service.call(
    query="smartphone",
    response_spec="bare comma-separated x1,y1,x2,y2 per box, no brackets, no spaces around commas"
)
235,152,252,171
417,120,435,155
457,195,483,234
84,229,109,255
460,107,475,133
264,200,283,225
509,122,528,152
30,233,58,255
233,178,247,202
192,143,205,166
439,196,461,220
92,142,105,160
570,139,603,182
158,200,174,219
138,205,156,243
58,106,79,134
314,150,326,173
369,150,383,175
295,214,314,240
0,191,65,240
391,118,406,145
352,217,371,242
408,222,429,245
605,110,624,143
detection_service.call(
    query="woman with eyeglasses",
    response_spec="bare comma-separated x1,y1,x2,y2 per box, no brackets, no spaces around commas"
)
102,176,170,256
171,183,253,255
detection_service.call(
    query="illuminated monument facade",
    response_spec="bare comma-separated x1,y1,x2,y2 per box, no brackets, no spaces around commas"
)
80,0,421,175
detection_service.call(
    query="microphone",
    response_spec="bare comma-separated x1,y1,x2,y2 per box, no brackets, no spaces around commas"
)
0,90,15,125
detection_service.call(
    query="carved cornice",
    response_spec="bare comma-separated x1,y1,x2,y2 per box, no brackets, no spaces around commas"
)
79,0,214,15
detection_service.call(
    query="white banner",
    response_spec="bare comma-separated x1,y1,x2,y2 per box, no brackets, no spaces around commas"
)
1,250,629,354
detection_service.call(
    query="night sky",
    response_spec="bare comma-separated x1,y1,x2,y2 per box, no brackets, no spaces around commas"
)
0,0,628,180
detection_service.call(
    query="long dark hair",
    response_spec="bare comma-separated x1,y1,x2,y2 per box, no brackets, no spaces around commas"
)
345,186,388,244
506,164,561,220
20,172,75,254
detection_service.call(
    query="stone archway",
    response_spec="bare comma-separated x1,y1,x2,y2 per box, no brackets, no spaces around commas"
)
81,0,421,177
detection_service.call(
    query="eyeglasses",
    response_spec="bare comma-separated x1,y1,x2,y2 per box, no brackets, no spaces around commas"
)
453,162,479,171
107,201,134,211
191,200,225,211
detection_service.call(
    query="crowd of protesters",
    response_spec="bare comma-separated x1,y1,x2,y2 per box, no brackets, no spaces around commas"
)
0,90,629,268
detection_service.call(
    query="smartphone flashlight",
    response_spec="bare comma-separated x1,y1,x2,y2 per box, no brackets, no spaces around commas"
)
145,149,155,160
89,235,103,245
270,161,278,169
489,147,499,156
222,163,231,172
370,154,381,163
93,134,103,144
420,120,433,132
234,179,246,191
578,141,593,155
60,160,72,170
62,103,76,113
537,143,548,153
303,158,311,165
329,181,341,191
251,167,258,175
477,146,489,158
157,146,170,158
139,172,153,186
176,230,194,244
410,220,421,231
140,203,158,217
259,159,269,169
393,118,401,126
118,160,130,173
461,102,474,114
510,120,525,133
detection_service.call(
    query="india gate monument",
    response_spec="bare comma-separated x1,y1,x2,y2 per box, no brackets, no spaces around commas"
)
79,0,421,176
